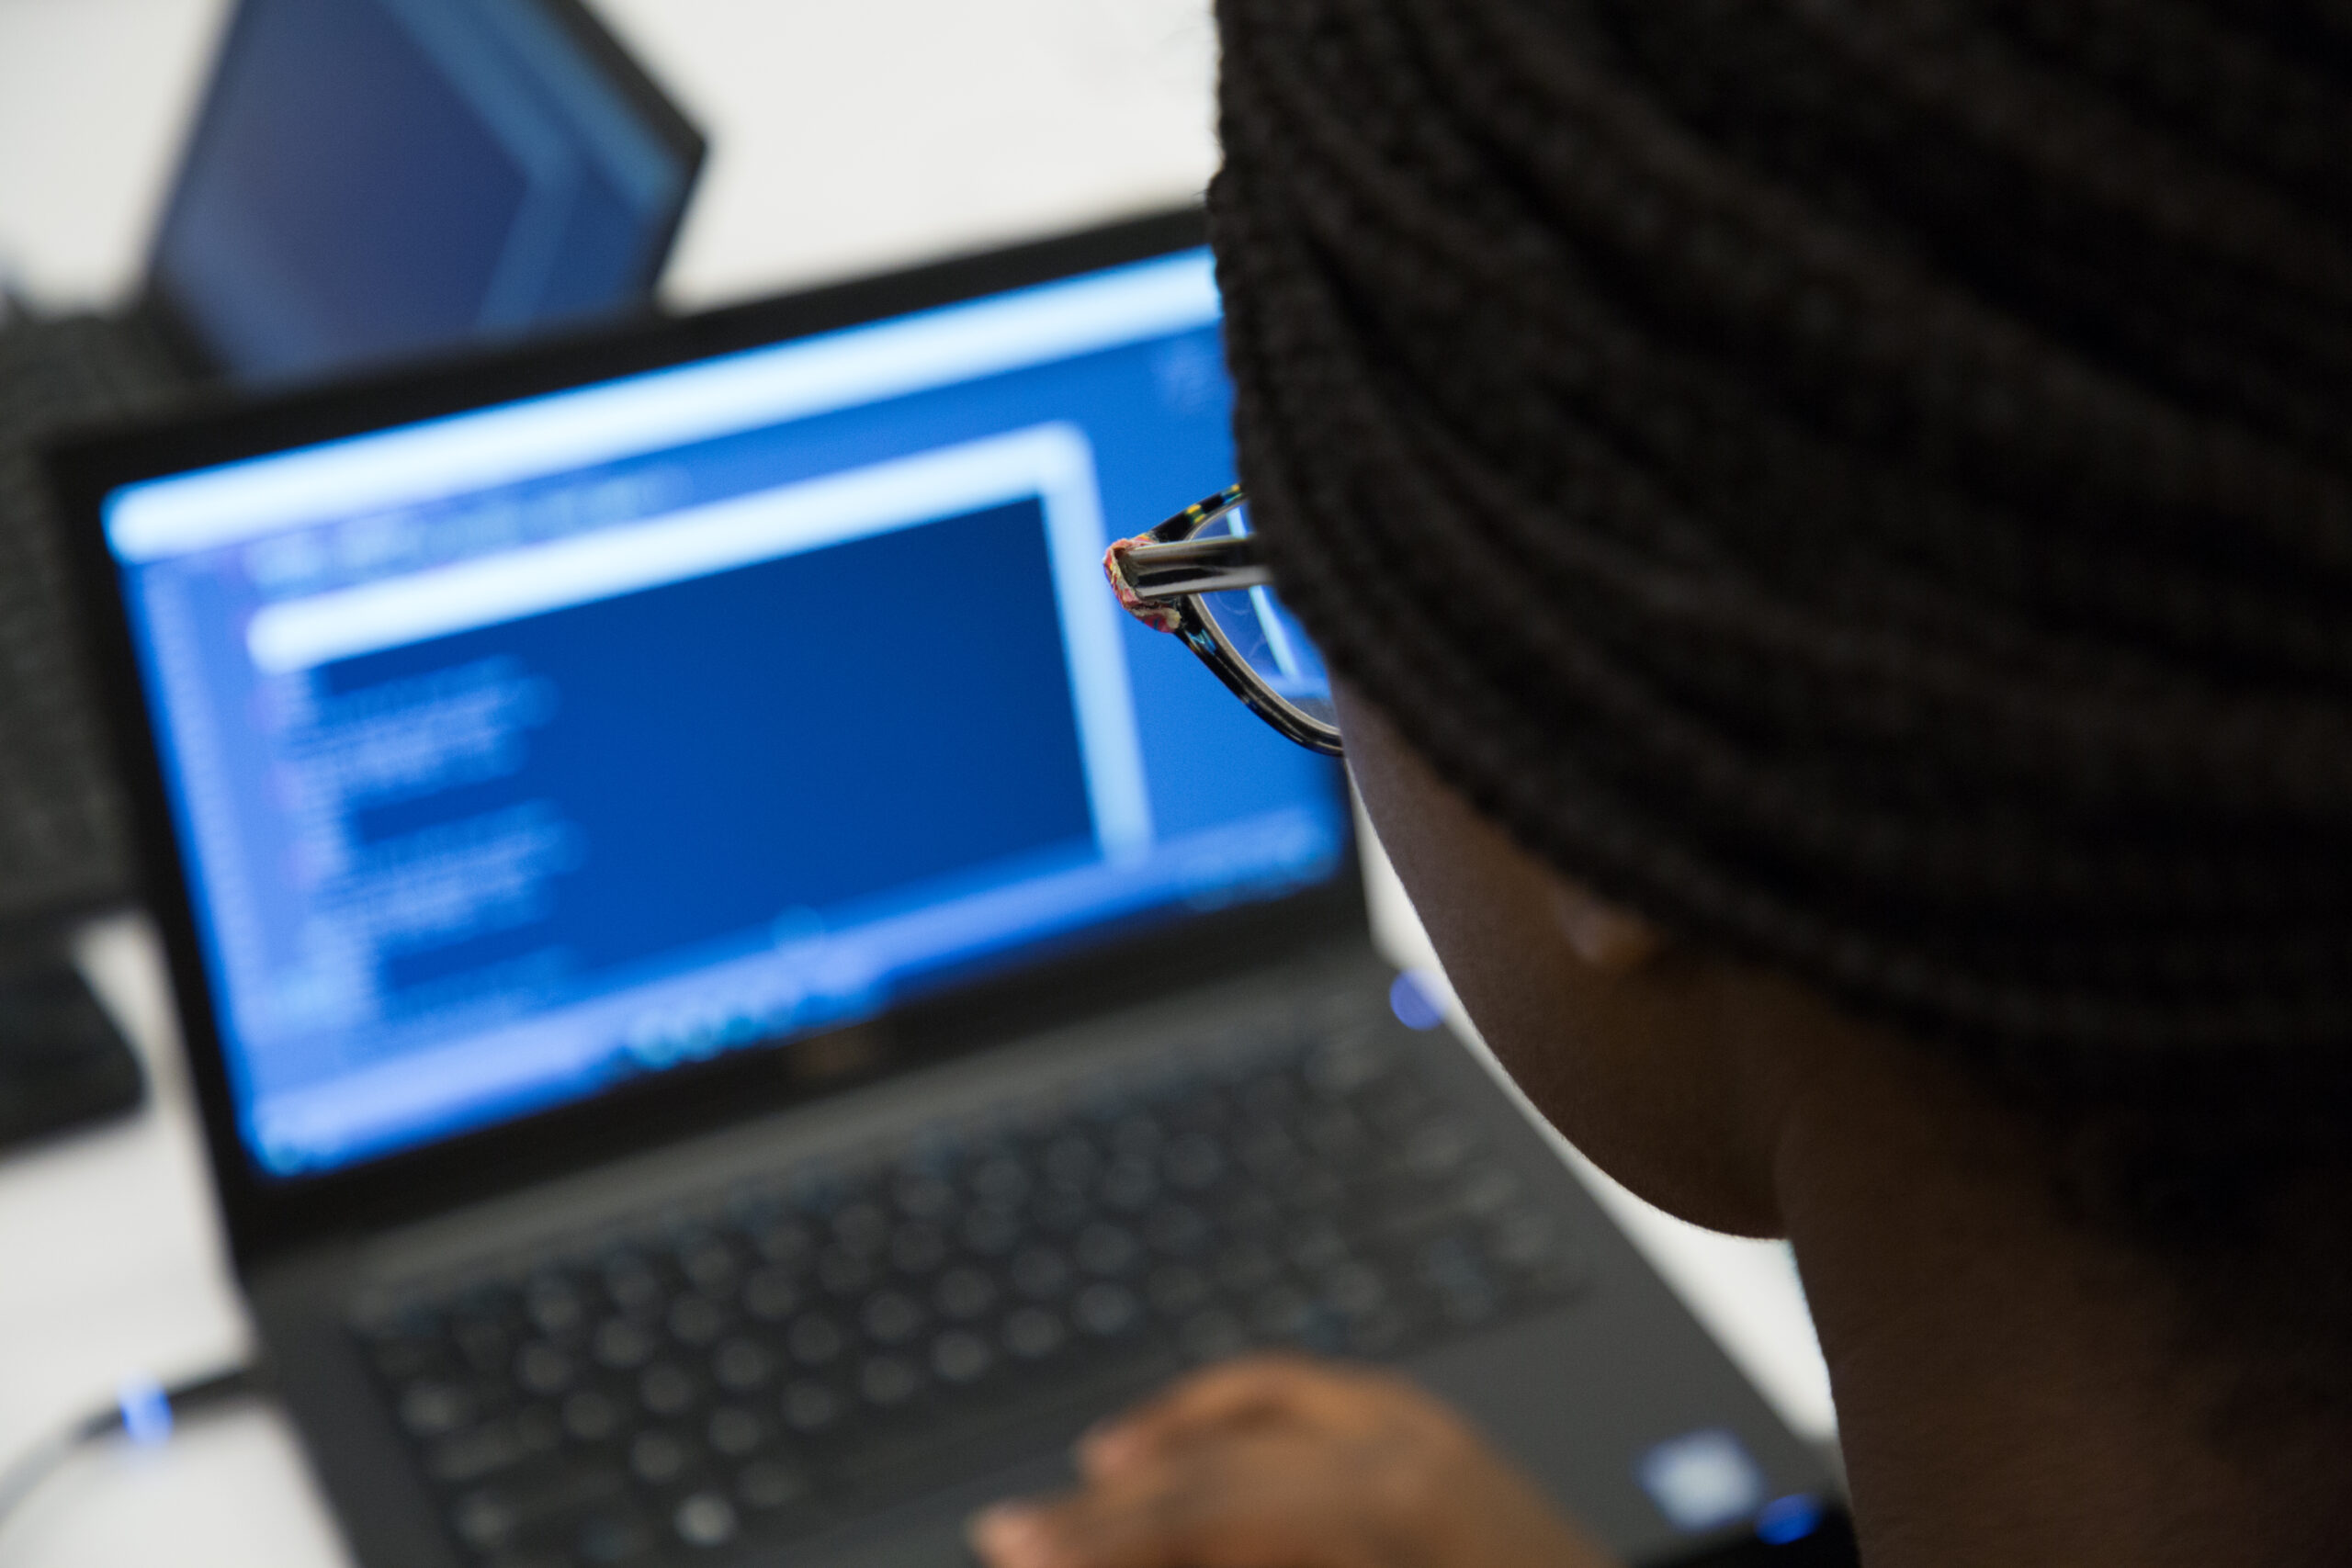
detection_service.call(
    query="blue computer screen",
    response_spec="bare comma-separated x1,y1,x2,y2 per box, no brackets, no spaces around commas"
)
153,0,693,384
104,249,1350,1179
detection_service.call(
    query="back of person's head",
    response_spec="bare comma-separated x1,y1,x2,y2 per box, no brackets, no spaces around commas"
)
1209,0,2352,1434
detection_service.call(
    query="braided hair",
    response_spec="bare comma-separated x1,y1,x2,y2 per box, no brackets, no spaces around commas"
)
1211,0,2352,1410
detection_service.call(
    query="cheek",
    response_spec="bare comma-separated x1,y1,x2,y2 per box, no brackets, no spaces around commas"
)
1336,688,1781,1235
1334,692,1600,1132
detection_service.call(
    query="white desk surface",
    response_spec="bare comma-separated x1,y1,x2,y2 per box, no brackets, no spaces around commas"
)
0,6,1833,1560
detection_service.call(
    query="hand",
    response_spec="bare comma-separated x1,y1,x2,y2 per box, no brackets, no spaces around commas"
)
968,1355,1623,1568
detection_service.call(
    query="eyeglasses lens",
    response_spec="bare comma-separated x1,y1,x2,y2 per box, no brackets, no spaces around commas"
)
1195,505,1336,730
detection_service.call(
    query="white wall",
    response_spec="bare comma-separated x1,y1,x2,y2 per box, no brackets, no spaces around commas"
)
0,0,232,307
0,0,1218,311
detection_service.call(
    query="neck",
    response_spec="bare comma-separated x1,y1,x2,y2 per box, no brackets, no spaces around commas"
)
1766,1034,2324,1568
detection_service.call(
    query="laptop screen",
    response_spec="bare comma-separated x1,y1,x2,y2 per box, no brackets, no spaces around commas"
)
150,0,699,385
100,247,1350,1182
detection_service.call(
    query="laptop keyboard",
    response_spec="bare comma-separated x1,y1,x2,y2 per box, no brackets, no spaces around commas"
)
0,312,180,927
349,1004,1591,1567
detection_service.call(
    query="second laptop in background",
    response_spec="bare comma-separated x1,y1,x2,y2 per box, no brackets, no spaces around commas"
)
0,0,707,945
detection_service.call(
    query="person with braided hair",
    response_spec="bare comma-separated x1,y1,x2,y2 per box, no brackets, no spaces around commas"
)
968,1,2352,1564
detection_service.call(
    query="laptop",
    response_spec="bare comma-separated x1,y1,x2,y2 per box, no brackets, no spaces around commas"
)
0,0,707,938
49,210,1850,1568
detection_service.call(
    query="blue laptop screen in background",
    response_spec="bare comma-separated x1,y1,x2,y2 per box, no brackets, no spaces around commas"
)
152,0,695,385
104,249,1351,1179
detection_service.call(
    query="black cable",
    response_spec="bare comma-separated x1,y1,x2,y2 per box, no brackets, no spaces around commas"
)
0,1363,262,1536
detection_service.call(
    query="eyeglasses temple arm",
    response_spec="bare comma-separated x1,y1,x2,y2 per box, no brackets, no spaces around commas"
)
1102,535,1271,631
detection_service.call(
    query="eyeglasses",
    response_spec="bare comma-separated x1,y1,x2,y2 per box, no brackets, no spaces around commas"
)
1103,486,1342,756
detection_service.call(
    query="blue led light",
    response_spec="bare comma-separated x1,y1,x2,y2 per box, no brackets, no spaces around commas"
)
1388,971,1446,1031
1756,1494,1824,1546
117,1377,173,1448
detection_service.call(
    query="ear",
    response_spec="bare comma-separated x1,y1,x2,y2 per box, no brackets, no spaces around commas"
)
1547,878,1662,971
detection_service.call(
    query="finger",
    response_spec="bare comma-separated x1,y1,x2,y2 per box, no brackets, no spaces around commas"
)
973,1436,1386,1568
1077,1356,1390,1477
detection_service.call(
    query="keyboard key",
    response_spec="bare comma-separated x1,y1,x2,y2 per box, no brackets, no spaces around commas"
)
1239,1075,1298,1122
1405,1120,1477,1178
1319,1261,1388,1319
593,1320,655,1371
429,1422,530,1484
668,1295,726,1347
750,1218,813,1267
677,1237,739,1296
933,1266,997,1321
832,1201,890,1254
1490,1209,1558,1269
862,1289,926,1346
448,1464,626,1554
1162,1134,1224,1192
628,1430,691,1486
450,1493,520,1552
787,1313,844,1367
894,1171,956,1220
1348,1305,1414,1357
1146,1264,1210,1317
562,1390,622,1443
1458,1166,1520,1218
740,1266,800,1323
960,1204,1022,1257
967,1154,1029,1205
1216,1241,1278,1295
1105,1111,1163,1157
860,1355,922,1407
576,1507,656,1563
1074,1282,1141,1338
788,1166,844,1216
889,1222,948,1275
817,1247,874,1297
1299,1105,1369,1164
1281,1166,1348,1213
514,1343,575,1397
1042,1135,1098,1190
1251,1284,1315,1341
454,1318,514,1376
1002,1306,1066,1361
366,1331,443,1383
1075,1223,1141,1278
1099,1157,1159,1213
931,1328,994,1384
1179,1308,1246,1362
1304,1036,1389,1096
781,1381,840,1435
711,1337,775,1393
1011,1246,1070,1300
673,1491,739,1549
1286,1217,1348,1273
603,1258,664,1316
525,1280,587,1339
400,1381,474,1438
1236,1127,1303,1184
1029,1187,1091,1233
707,1406,764,1459
736,1458,808,1512
639,1362,697,1418
1144,1203,1211,1258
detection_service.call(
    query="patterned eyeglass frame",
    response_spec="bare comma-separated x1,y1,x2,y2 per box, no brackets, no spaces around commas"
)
1102,485,1345,757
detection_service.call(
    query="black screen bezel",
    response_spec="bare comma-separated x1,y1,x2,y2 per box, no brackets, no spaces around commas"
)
51,208,1366,1273
141,0,710,387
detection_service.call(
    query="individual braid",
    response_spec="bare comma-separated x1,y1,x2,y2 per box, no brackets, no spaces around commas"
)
1210,0,2352,1392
